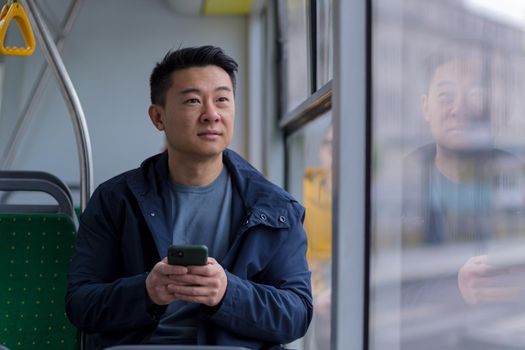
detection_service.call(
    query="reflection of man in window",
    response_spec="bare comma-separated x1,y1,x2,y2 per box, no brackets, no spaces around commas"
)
402,53,525,349
413,56,497,245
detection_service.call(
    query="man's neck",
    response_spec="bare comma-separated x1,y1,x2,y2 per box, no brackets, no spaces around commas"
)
434,145,489,183
167,151,224,186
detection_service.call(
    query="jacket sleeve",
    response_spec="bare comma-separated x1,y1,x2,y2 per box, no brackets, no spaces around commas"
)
207,204,313,344
65,186,164,333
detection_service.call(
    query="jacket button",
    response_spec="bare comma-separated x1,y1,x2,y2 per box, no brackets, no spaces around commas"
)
260,214,267,220
279,216,286,223
244,219,249,225
150,212,156,217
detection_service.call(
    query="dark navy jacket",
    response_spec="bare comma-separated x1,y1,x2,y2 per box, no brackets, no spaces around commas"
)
66,149,313,350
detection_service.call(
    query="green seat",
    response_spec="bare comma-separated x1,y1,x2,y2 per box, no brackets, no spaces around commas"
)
0,213,78,349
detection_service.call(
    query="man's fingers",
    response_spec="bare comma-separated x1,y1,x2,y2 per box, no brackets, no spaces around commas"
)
475,286,522,302
157,261,188,275
167,284,210,296
146,259,191,305
146,271,177,305
168,285,221,305
153,257,227,307
187,259,221,277
168,274,220,288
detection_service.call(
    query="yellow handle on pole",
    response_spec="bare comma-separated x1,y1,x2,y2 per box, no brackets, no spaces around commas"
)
0,0,35,56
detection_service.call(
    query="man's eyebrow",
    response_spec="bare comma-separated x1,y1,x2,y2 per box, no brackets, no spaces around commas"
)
436,80,456,87
179,86,232,94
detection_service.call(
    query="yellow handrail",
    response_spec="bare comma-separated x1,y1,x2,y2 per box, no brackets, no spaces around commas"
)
0,0,35,56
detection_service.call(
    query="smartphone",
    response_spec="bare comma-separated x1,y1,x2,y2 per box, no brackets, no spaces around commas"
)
167,245,208,266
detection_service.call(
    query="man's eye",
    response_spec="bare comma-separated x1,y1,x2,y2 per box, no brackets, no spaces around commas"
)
217,97,229,103
185,98,200,104
438,92,454,104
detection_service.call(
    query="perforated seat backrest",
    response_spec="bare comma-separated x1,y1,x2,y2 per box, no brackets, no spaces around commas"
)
0,213,78,349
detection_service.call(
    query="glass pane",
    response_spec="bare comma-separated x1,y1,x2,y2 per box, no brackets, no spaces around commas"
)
284,0,309,112
316,0,332,87
287,113,332,350
370,1,525,349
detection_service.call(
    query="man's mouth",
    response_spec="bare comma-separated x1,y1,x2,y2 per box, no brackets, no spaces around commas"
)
197,130,222,136
197,131,223,140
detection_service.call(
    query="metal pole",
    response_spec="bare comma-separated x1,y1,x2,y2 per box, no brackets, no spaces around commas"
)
21,0,93,211
1,0,84,170
332,0,369,349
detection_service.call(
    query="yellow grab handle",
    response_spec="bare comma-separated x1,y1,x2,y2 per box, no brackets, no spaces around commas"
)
0,1,35,56
0,4,8,21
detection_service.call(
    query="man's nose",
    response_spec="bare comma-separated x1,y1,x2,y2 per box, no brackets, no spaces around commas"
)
450,94,467,118
200,101,220,123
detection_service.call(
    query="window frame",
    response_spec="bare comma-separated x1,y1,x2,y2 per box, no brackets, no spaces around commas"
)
331,0,370,349
275,0,371,349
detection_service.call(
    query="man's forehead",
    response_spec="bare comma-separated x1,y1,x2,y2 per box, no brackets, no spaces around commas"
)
432,59,484,86
171,66,230,82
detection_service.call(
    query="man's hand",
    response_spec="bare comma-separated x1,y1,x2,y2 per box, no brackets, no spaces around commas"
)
166,257,228,307
458,255,521,305
145,257,188,305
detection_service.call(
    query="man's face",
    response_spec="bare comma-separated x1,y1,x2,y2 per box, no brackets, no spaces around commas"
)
422,59,491,152
150,65,235,160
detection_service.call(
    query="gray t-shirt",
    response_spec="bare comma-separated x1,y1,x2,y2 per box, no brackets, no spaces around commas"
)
428,165,491,248
149,165,232,344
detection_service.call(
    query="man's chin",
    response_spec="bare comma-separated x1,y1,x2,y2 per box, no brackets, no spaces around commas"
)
194,146,228,159
169,146,227,162
441,140,494,155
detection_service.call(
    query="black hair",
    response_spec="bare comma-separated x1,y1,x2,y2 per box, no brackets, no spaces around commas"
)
149,45,238,106
422,47,488,93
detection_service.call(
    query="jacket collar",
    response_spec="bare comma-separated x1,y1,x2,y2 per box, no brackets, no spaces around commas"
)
222,149,293,229
126,149,293,230
128,151,168,198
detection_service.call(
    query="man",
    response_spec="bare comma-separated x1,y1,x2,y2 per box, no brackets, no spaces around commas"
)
66,45,312,350
401,52,525,348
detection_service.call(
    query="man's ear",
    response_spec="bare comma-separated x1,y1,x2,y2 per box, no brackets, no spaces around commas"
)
148,104,165,131
421,94,430,123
